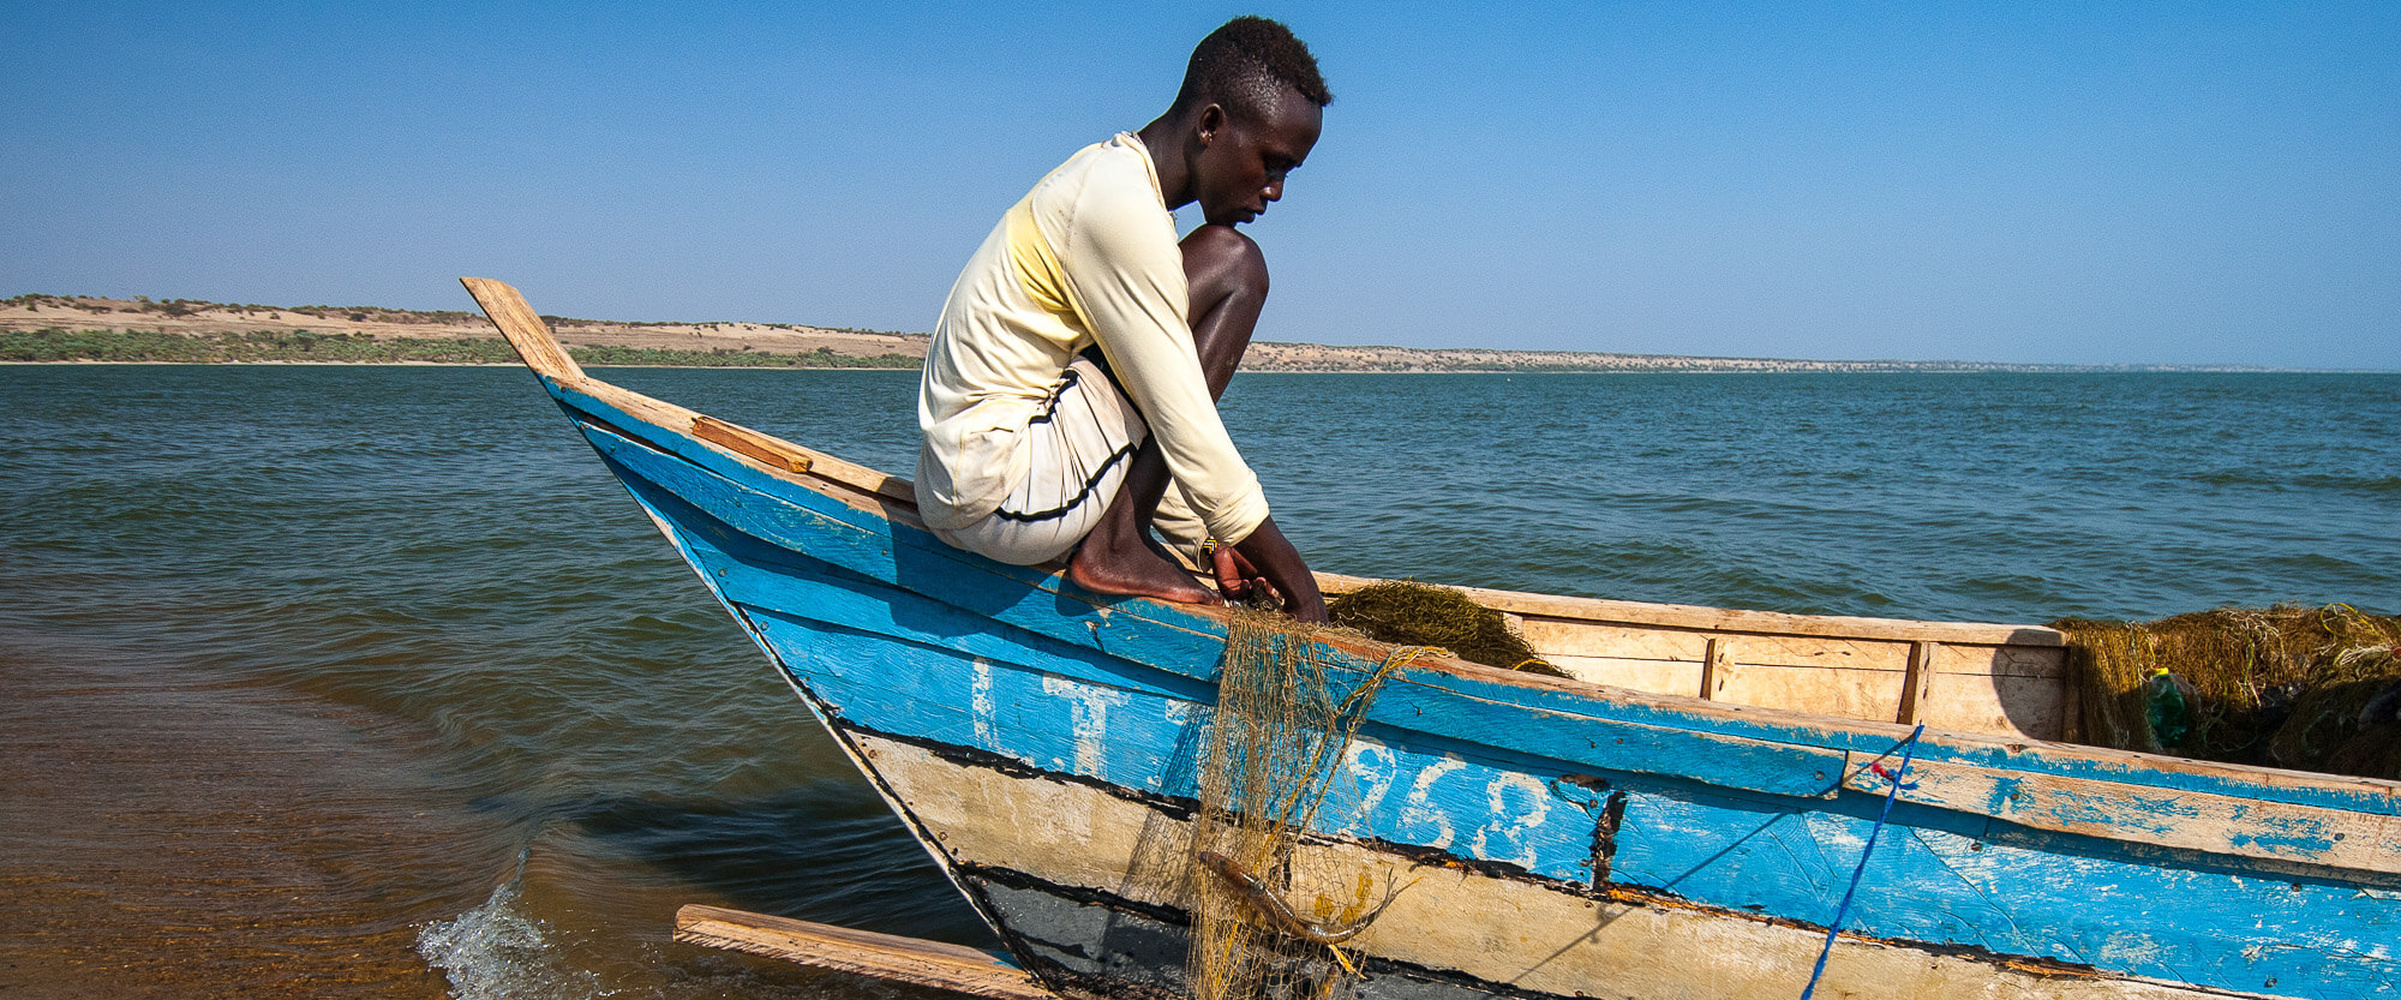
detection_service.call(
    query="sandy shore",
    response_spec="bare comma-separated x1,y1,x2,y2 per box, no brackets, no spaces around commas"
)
3,294,2155,373
0,295,927,358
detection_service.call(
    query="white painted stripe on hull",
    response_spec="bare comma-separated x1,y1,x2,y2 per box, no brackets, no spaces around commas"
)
849,733,2260,1000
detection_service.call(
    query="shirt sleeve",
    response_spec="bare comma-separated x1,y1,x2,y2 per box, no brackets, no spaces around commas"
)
1049,162,1270,545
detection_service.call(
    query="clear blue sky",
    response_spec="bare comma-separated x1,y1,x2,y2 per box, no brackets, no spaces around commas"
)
5,1,2395,367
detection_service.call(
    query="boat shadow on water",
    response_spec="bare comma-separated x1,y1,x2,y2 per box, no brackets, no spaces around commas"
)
510,786,1002,944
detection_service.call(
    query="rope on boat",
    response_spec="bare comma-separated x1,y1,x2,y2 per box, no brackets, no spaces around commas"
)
1798,724,1925,1000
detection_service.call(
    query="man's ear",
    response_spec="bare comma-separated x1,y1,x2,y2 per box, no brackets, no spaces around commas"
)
1195,103,1226,147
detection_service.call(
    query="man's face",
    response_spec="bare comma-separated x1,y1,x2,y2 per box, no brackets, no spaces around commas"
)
1192,87,1323,227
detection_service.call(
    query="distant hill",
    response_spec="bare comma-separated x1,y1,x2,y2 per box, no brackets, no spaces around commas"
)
0,294,925,368
1,293,2256,372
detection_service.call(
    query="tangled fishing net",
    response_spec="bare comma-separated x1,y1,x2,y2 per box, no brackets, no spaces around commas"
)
2053,604,2401,779
1187,609,1432,1000
1327,581,1566,677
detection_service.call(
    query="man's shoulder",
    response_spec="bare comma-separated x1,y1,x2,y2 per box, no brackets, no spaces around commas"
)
1028,134,1172,263
1032,135,1161,214
1045,132,1146,178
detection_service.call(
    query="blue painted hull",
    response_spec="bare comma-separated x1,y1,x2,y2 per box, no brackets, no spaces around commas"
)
524,366,2398,1000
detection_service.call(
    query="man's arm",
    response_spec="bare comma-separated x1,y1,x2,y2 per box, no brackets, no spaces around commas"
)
1171,226,1325,623
1052,154,1272,550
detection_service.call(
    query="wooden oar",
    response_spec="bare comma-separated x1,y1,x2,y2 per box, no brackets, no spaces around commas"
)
674,904,1053,999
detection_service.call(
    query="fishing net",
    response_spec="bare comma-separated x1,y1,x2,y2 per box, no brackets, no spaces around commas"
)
1187,609,1429,1000
2053,604,2401,778
1327,581,1567,677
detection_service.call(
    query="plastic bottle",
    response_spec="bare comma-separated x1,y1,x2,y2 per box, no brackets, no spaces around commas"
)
2145,667,2191,749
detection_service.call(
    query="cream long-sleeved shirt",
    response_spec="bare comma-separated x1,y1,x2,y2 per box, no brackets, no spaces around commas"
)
915,133,1269,546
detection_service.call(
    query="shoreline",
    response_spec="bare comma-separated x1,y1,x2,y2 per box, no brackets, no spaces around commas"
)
2,294,2362,374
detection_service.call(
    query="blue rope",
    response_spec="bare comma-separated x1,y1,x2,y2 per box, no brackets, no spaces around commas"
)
1798,724,1925,1000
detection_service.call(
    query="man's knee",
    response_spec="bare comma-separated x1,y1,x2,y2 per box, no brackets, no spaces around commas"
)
1181,223,1269,305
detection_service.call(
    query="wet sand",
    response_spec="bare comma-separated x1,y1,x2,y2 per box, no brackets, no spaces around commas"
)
0,651,482,998
0,643,976,1000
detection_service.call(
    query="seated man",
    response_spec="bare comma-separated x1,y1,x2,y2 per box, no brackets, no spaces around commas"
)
914,16,1329,623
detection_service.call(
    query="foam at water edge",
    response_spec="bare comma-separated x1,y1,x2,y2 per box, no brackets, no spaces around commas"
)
417,845,604,999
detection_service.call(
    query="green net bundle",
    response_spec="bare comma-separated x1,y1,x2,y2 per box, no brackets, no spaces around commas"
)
2052,604,2401,779
1326,581,1568,677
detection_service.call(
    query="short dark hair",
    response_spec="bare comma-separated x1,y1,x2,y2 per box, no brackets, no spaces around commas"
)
1171,16,1332,121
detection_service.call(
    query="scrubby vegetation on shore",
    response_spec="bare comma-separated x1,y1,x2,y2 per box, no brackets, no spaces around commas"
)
3,292,483,325
0,327,919,368
570,344,918,368
9,292,2295,373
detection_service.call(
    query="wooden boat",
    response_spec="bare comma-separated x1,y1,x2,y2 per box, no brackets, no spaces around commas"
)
465,278,2399,1000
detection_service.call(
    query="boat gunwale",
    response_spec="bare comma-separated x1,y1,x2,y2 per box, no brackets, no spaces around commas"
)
464,277,2401,868
460,277,2059,647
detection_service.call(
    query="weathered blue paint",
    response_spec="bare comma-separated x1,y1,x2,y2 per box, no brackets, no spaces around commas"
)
530,374,2401,998
560,384,2401,816
745,601,2401,992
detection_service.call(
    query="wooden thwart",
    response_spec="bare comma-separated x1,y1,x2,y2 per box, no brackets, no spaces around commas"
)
674,904,1053,1000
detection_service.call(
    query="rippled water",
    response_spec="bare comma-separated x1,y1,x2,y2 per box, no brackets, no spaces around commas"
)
0,364,2393,997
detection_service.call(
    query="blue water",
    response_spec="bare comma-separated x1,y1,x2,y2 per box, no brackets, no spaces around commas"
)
606,366,2400,621
0,364,2393,997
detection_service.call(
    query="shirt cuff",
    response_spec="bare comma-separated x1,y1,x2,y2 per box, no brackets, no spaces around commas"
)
1196,480,1269,548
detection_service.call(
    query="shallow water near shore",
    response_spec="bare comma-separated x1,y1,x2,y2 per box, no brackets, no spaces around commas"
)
1,364,2394,998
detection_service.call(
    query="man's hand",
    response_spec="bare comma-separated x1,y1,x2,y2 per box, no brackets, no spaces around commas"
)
1229,517,1326,624
1211,544,1275,605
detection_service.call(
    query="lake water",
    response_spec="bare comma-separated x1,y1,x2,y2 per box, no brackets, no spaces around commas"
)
1,364,2394,998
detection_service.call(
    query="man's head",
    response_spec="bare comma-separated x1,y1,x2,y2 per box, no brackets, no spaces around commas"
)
1166,16,1331,227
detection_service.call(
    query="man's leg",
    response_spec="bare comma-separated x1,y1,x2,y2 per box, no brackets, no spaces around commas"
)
1065,224,1267,603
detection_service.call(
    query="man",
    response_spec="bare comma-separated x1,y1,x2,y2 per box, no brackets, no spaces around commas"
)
914,16,1330,623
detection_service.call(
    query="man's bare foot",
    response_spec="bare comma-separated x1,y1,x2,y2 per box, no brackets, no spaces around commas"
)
1068,538,1220,606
